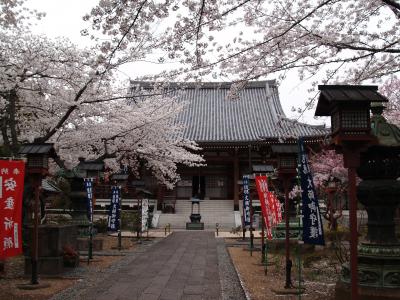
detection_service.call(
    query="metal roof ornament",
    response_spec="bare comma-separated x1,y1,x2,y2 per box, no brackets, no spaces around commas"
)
370,102,400,148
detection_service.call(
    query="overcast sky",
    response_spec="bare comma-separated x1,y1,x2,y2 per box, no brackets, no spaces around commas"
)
25,0,328,126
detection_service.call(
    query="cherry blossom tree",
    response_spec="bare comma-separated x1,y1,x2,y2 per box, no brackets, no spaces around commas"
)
86,0,400,86
309,149,348,230
309,149,347,191
0,0,44,29
380,77,400,126
0,1,203,187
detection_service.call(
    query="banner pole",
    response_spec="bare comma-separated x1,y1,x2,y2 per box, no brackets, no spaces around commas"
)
265,238,268,275
31,176,40,284
261,216,265,264
90,179,95,260
84,178,94,264
250,191,253,256
118,186,122,251
88,220,93,263
298,239,302,299
242,214,246,240
283,175,292,289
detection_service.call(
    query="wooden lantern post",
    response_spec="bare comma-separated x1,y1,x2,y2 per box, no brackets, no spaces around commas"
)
18,143,56,285
315,85,388,300
272,145,298,289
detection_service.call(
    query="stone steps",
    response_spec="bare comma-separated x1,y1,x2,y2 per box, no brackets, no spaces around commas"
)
158,200,235,229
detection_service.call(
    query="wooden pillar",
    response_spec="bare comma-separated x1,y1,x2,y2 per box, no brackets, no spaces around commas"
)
156,184,164,211
233,147,239,211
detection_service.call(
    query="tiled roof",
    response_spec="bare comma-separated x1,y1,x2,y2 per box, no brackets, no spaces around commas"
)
132,80,328,143
42,179,62,193
316,85,388,116
77,161,105,171
18,143,55,155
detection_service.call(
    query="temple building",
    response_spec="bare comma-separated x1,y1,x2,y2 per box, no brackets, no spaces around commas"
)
130,80,328,229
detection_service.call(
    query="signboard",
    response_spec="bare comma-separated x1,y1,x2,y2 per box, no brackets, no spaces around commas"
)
107,186,121,231
299,138,325,245
0,160,25,259
242,175,251,227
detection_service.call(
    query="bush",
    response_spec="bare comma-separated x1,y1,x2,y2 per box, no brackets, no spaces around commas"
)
47,214,72,224
326,224,350,264
94,218,108,233
121,211,141,231
325,224,350,241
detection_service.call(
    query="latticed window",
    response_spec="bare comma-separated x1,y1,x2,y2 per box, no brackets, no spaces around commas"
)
341,110,369,129
205,176,228,198
27,156,48,168
176,177,192,198
280,157,297,169
332,111,340,132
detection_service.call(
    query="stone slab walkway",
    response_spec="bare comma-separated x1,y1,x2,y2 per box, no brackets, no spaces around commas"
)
73,231,245,300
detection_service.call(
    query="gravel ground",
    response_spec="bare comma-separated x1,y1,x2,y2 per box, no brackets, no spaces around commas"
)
217,238,247,300
228,246,336,300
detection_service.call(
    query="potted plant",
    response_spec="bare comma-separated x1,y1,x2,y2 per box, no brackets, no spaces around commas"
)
63,245,79,268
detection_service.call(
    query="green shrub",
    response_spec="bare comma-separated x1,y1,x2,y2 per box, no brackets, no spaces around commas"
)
94,218,108,233
325,224,350,241
47,214,72,224
121,211,141,231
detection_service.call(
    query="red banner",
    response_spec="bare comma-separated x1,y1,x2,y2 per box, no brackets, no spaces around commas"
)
0,160,25,259
269,192,282,224
255,175,273,239
255,176,283,240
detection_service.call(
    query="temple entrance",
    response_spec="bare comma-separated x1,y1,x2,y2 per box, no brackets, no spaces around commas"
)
192,175,205,199
176,175,229,200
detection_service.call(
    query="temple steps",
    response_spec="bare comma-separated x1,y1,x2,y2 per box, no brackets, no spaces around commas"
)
157,200,236,230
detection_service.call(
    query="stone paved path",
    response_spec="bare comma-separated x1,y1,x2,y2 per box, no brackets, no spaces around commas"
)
80,231,243,300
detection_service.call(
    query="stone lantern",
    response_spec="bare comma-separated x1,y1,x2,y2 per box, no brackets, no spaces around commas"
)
66,159,104,231
76,158,105,180
348,103,400,299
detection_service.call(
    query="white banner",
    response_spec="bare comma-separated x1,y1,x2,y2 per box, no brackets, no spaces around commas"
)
141,199,149,232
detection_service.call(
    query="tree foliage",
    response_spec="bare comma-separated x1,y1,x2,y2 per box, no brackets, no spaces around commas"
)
380,77,400,126
0,0,203,187
86,0,400,84
309,149,347,191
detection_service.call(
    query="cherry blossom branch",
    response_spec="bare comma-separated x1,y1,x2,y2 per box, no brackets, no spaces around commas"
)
105,0,148,67
39,77,94,142
381,0,400,11
195,0,206,67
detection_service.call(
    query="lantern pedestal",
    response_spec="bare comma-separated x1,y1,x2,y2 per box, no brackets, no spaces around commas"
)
336,145,400,299
186,198,204,230
24,224,79,275
272,219,302,240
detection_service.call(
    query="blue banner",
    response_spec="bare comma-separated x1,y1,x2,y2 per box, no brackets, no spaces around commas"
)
298,138,325,245
242,175,251,227
107,186,121,231
84,178,94,222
